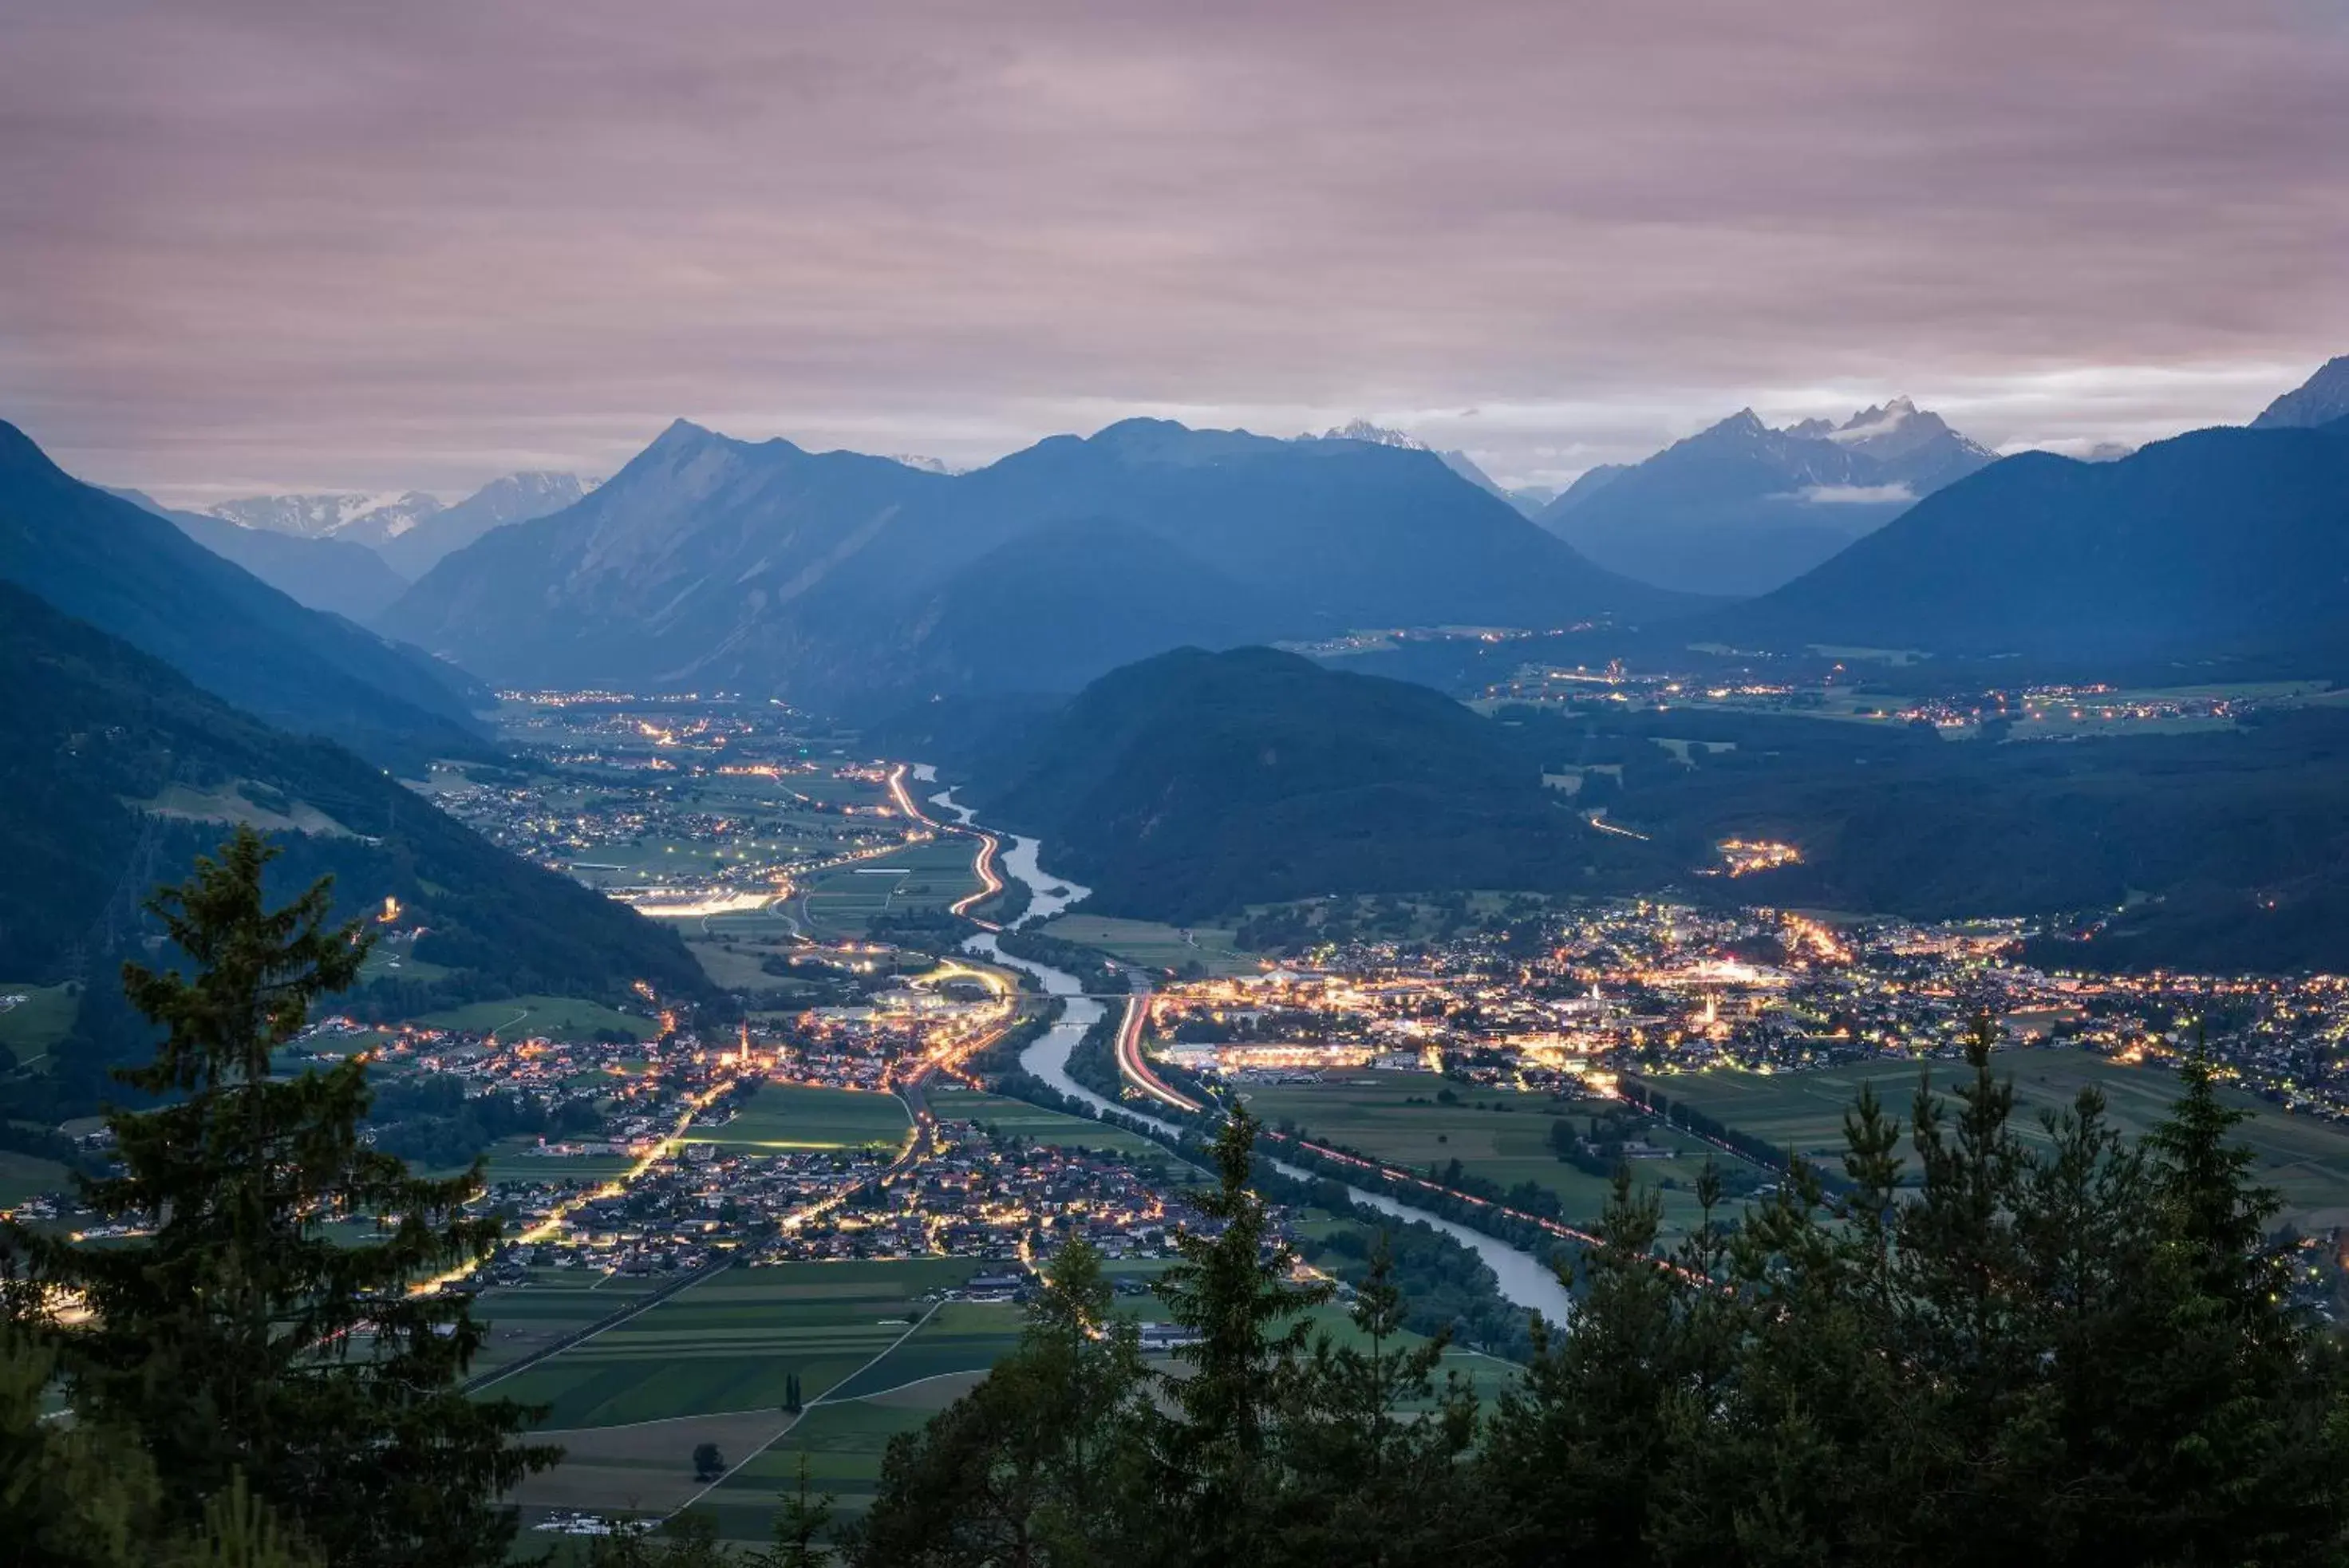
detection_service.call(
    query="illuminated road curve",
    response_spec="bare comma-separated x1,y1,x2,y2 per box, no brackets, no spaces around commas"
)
1111,989,1204,1115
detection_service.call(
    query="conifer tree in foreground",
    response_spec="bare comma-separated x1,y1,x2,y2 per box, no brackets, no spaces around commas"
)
850,1234,1148,1567
1268,1234,1481,1568
1149,1104,1332,1568
0,827,556,1566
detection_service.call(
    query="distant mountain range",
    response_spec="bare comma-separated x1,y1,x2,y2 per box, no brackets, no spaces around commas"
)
0,421,482,766
207,488,446,543
961,645,1664,920
107,488,413,622
1715,408,2349,665
1302,421,1553,517
0,578,713,1083
1535,398,1998,596
381,417,1687,712
372,472,596,578
193,472,594,578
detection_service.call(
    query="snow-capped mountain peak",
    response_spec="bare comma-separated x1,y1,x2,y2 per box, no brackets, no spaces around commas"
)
1828,397,1918,444
1306,419,1432,451
207,490,444,542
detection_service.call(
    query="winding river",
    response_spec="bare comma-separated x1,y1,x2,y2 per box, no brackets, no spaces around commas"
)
914,766,1576,1322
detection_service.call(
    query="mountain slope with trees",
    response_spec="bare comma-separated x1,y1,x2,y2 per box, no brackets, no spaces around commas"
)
1,837,554,1566
0,421,482,765
1716,416,2349,663
961,646,1668,919
0,580,711,1099
107,488,412,622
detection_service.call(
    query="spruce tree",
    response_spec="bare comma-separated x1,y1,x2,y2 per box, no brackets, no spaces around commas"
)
1269,1234,1478,1567
1150,1105,1330,1568
0,829,555,1566
1482,1166,1682,1566
2128,1039,2349,1562
849,1236,1147,1567
753,1450,835,1568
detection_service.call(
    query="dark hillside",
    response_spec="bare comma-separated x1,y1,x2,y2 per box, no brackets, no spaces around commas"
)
1719,419,2349,664
0,581,713,1092
0,421,482,765
964,646,1668,919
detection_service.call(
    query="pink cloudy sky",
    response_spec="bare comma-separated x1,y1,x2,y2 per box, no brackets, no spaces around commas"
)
3,0,2344,502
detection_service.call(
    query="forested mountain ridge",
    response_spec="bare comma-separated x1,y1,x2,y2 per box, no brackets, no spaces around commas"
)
0,421,484,766
961,646,1668,919
1716,414,2349,662
0,579,712,1096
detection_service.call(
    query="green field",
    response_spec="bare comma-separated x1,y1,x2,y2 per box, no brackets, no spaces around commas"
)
502,1256,1518,1538
468,1134,638,1187
928,1084,1179,1159
701,1295,1115,1535
1650,1048,2349,1227
0,982,77,1063
692,1400,939,1538
1036,915,1254,977
682,1083,910,1155
1240,1071,1723,1237
0,1150,69,1207
498,1261,1021,1531
412,995,657,1042
470,1268,669,1376
822,1300,1026,1401
793,835,985,939
490,1260,983,1430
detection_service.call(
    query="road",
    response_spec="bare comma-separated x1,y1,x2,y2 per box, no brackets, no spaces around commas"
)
1111,987,1203,1114
888,762,1005,930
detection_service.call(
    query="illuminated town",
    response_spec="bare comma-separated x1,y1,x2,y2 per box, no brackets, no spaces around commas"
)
22,687,2348,1298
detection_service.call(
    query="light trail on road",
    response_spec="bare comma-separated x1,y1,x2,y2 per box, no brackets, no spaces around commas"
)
1112,991,1205,1114
948,830,1005,920
889,762,1005,930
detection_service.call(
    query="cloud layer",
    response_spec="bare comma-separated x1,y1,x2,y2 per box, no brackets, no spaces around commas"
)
2,0,2343,498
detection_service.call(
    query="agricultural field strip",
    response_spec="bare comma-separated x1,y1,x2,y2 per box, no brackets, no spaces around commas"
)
468,1262,729,1393
663,1301,943,1519
831,1367,989,1406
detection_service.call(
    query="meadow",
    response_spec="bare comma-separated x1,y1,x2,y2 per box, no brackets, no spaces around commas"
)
1650,1048,2349,1228
469,1267,670,1379
0,1149,68,1207
498,1262,1023,1530
1239,1070,1723,1237
681,1083,912,1155
1033,914,1254,977
495,1242,1522,1538
413,994,656,1042
688,1292,1508,1537
471,1136,638,1186
927,1083,1181,1159
0,981,77,1064
791,834,985,940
